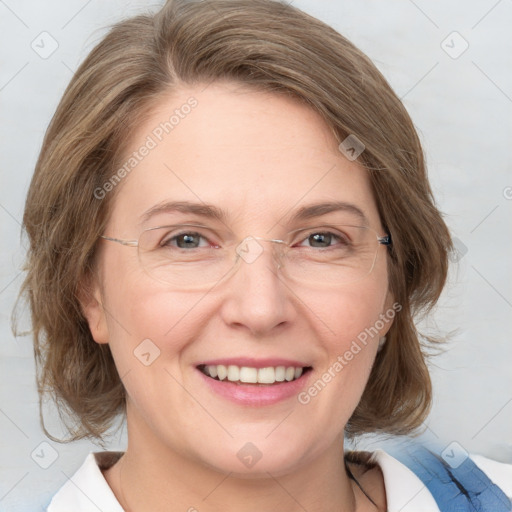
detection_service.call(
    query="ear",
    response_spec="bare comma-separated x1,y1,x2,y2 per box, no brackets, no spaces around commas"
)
77,274,109,345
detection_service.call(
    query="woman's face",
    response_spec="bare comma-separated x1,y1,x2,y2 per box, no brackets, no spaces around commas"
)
85,81,394,476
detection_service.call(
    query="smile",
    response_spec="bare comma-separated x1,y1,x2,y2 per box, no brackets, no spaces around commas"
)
198,364,312,385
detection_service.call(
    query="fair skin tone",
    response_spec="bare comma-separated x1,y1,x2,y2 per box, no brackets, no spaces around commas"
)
83,81,392,511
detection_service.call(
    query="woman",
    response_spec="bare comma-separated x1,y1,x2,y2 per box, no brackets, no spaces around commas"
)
21,0,512,510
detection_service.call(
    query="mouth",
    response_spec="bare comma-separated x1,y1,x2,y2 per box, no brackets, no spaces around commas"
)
197,364,313,385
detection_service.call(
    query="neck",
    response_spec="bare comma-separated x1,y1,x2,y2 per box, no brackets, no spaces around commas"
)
106,411,361,512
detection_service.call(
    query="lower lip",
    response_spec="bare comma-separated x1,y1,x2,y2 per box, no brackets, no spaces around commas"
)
196,368,312,406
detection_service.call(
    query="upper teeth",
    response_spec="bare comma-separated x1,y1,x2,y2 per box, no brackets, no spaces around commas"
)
201,365,304,384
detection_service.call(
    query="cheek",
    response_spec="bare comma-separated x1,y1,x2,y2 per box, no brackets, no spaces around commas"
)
299,279,390,403
99,262,207,375
100,278,214,432
336,296,385,377
307,276,390,347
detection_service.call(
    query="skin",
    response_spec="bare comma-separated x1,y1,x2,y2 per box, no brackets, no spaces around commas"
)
82,81,392,512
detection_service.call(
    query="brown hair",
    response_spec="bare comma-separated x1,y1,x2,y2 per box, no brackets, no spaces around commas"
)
20,0,452,441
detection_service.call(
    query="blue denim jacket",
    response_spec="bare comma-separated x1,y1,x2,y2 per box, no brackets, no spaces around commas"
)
395,444,512,512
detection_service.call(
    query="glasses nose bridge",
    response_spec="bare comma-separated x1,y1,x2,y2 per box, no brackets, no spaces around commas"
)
234,235,287,269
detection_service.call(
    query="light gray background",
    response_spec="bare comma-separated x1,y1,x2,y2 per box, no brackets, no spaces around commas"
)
1,1,511,510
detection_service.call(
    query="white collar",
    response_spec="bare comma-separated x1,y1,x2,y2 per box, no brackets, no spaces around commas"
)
48,452,124,512
370,449,440,511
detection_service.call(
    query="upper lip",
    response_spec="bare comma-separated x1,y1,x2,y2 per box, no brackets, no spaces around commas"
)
196,357,312,369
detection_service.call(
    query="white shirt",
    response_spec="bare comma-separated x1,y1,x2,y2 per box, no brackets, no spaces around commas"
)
47,450,512,512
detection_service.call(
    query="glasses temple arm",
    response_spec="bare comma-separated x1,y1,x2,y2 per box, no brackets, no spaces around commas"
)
100,235,138,247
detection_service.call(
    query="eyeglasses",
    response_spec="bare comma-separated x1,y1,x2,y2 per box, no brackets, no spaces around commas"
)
100,223,391,290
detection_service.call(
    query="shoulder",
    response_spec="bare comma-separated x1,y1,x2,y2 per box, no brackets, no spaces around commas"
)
47,452,124,512
347,448,441,511
354,445,512,512
470,453,512,498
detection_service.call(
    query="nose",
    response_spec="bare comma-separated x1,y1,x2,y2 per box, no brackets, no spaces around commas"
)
218,237,295,336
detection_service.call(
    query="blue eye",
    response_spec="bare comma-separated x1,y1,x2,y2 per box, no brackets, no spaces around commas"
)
298,231,348,249
163,231,209,249
307,233,335,248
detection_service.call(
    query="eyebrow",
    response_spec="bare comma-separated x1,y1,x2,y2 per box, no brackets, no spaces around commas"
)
140,201,228,225
140,200,368,226
289,201,368,225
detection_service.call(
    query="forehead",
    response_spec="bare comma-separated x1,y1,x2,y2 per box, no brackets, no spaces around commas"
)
107,82,381,233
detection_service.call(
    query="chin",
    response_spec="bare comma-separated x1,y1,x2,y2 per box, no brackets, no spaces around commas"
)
192,435,315,479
